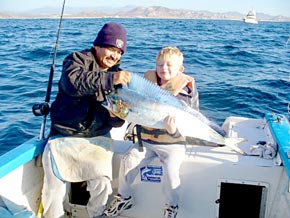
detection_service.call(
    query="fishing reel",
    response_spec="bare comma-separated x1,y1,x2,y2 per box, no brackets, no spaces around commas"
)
32,102,50,116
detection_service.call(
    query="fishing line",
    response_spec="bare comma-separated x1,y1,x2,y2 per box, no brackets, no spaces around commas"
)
32,0,66,140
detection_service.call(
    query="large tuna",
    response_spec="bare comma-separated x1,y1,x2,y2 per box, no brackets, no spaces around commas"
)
103,73,244,154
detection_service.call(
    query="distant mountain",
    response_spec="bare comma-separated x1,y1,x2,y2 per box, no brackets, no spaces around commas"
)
1,6,290,22
114,6,241,20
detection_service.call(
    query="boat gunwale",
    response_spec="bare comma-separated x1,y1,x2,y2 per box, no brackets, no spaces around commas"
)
0,136,47,178
265,113,290,179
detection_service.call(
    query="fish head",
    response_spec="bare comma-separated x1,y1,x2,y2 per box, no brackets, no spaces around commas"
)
103,91,129,119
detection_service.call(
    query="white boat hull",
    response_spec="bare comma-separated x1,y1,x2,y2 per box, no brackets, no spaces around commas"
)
1,113,290,218
0,157,43,214
244,18,258,24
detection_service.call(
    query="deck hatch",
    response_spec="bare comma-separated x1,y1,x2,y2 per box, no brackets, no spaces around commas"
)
216,180,268,218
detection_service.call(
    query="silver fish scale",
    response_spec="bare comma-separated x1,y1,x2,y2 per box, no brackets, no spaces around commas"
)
126,73,210,123
104,73,229,146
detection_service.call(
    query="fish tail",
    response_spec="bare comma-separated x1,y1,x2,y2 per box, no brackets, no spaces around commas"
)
224,137,247,155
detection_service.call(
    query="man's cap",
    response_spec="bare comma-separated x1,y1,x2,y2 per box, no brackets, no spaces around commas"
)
93,22,127,54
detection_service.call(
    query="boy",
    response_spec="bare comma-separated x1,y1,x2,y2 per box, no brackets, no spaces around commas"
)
104,46,199,218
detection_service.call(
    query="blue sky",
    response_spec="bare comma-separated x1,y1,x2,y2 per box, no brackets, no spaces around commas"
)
1,0,289,17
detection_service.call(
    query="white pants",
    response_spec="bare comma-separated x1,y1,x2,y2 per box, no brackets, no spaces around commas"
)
41,144,112,218
118,142,185,206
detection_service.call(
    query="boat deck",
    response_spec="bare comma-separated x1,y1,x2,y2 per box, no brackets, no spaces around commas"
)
1,115,289,218
110,117,284,218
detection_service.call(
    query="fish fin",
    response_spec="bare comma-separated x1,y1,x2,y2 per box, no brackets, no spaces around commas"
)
101,100,110,111
102,97,119,117
224,137,247,155
102,97,113,112
129,73,178,100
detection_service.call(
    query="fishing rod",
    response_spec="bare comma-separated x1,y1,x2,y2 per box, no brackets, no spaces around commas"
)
32,0,66,140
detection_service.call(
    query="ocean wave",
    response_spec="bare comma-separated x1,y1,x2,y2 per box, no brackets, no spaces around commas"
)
0,18,289,154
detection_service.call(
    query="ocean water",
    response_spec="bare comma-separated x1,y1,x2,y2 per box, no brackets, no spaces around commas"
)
0,18,289,155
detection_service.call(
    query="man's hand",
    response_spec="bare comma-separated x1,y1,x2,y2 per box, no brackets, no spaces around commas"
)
164,115,177,135
113,71,131,86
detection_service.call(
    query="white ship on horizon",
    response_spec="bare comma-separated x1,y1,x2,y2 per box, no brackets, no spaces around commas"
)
243,8,258,24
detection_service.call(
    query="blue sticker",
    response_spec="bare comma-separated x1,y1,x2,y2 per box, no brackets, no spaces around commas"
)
140,165,163,183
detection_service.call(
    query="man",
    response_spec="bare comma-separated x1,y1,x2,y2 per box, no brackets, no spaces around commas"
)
41,22,131,218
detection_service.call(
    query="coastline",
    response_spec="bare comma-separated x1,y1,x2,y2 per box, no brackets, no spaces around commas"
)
1,6,290,22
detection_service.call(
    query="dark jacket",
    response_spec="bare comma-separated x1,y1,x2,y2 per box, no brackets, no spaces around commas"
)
50,47,125,137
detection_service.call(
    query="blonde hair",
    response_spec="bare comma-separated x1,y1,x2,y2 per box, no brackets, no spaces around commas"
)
156,46,184,65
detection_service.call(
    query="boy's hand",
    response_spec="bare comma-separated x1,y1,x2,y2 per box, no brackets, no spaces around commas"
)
164,115,177,135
